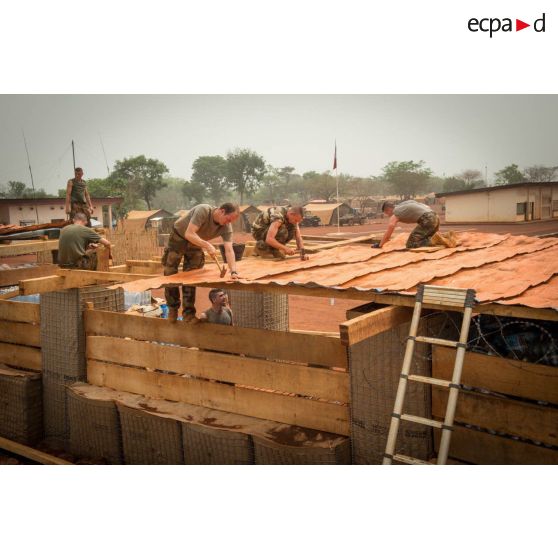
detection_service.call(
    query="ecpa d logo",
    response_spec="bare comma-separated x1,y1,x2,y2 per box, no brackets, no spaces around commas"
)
468,13,546,37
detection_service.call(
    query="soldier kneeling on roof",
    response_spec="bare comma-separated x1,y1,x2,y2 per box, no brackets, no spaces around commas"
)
251,205,309,260
162,202,241,324
58,212,111,270
379,200,440,249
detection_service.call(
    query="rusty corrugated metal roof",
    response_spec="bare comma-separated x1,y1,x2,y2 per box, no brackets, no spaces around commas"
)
117,232,558,311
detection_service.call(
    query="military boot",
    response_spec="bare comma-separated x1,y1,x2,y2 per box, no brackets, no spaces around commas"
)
168,307,178,323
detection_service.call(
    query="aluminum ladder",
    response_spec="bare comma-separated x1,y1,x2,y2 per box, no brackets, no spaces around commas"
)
383,284,476,465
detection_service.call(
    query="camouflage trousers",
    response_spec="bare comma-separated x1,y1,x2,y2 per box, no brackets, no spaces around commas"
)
162,230,205,314
59,250,98,270
253,224,294,257
406,212,440,249
70,201,91,226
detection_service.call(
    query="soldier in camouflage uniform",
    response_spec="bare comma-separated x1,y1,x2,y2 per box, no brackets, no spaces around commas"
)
251,206,309,260
65,168,93,226
58,213,111,269
163,202,240,323
380,200,440,249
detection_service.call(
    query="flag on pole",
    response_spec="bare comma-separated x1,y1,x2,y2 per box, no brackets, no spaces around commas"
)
333,141,337,170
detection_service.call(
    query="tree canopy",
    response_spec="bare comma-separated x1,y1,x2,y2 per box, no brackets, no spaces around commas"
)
523,165,558,182
381,160,432,199
190,155,229,205
109,155,169,210
0,181,52,199
225,149,266,204
494,164,525,186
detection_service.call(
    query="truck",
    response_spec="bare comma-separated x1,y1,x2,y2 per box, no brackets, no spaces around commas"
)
338,208,367,226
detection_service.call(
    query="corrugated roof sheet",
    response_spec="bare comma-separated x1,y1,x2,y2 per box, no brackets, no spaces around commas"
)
117,232,558,311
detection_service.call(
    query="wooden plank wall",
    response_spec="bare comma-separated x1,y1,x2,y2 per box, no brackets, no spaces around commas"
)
433,346,558,464
85,309,350,436
104,229,162,265
0,300,42,371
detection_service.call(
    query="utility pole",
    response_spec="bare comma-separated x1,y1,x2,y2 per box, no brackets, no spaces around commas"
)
22,130,40,224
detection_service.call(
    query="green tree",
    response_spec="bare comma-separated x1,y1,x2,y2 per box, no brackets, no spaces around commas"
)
182,180,206,206
443,177,468,192
191,155,228,205
226,149,266,204
8,181,27,197
109,155,169,210
302,171,349,202
523,165,558,182
381,160,432,199
261,165,281,204
459,169,485,188
494,164,525,185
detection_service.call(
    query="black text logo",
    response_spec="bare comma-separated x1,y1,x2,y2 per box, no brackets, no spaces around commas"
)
468,13,546,37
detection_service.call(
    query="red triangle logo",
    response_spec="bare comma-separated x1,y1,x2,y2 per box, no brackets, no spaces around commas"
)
516,19,530,31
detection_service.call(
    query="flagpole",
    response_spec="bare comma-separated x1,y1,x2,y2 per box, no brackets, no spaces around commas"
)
333,140,340,234
336,169,340,234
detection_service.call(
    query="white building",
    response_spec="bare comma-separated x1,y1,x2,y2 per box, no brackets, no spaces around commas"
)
439,182,558,223
0,197,123,229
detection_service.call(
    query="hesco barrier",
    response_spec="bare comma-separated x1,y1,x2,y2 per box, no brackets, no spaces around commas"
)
227,290,289,331
41,286,124,447
348,314,445,464
67,386,123,464
0,366,43,445
67,383,350,465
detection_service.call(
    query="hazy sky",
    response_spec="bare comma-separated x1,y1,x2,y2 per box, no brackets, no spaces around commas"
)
1,95,557,195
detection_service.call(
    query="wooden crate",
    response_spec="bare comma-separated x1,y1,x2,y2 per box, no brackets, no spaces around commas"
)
85,309,349,436
0,300,41,371
433,346,558,464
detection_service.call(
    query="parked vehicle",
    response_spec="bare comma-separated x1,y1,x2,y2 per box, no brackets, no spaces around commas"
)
339,209,366,226
301,215,321,227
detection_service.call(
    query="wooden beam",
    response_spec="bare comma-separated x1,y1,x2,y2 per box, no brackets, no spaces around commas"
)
432,387,558,446
87,336,349,402
0,264,58,287
19,275,65,295
193,281,558,322
56,269,157,282
339,305,414,346
0,289,19,300
0,299,40,323
125,259,162,271
18,269,159,295
301,234,353,242
85,309,347,369
304,233,380,253
433,346,558,405
434,425,558,465
0,341,41,370
0,436,71,465
88,360,349,436
0,239,59,257
0,320,40,347
96,245,111,271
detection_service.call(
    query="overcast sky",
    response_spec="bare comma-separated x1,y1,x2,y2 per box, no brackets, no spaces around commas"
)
1,94,557,195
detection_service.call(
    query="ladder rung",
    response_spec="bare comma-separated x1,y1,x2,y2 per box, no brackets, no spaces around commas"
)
401,414,443,428
408,375,452,388
393,454,432,465
415,336,458,348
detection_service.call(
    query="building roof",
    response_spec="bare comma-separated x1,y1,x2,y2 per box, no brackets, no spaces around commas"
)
116,232,558,315
126,209,172,220
0,197,123,206
438,181,558,198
